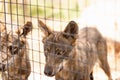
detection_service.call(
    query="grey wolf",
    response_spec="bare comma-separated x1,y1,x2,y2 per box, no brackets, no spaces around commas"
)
38,20,112,80
0,21,32,80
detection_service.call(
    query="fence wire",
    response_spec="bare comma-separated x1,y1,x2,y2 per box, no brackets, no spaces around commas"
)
0,0,120,80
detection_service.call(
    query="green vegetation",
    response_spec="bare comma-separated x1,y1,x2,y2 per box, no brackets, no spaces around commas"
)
0,0,81,21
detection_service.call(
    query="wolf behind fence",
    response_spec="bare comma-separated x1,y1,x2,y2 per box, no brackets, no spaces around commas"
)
38,20,112,80
0,21,32,80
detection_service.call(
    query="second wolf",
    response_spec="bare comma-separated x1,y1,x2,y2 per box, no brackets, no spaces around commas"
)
0,21,32,80
38,20,112,80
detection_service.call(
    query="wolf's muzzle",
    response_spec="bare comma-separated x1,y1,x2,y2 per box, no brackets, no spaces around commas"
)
44,65,54,77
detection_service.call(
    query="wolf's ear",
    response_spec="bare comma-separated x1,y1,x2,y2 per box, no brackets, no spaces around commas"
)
22,21,33,36
63,21,78,43
38,20,51,37
16,21,33,37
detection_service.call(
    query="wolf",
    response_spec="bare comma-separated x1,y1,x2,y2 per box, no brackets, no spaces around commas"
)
0,21,32,80
38,20,112,80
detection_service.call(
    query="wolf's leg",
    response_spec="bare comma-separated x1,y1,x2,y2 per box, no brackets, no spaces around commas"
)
97,40,112,80
90,71,94,80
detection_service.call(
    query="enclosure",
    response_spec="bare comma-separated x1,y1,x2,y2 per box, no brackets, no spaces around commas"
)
0,0,120,80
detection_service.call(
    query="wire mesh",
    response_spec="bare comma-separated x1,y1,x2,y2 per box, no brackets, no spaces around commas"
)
0,0,120,80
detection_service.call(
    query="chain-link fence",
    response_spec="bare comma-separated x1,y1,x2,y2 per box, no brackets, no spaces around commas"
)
0,0,120,80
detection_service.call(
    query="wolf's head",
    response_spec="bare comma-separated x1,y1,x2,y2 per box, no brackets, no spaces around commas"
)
0,21,32,71
38,20,78,77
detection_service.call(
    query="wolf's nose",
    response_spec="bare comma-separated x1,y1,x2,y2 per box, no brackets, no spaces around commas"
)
44,70,52,76
44,66,53,76
0,63,5,71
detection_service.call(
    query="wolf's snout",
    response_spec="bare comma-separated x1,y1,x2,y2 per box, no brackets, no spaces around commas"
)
0,63,5,71
44,65,54,76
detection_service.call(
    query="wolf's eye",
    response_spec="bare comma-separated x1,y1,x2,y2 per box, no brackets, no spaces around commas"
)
61,50,65,54
56,48,65,56
56,51,61,55
9,46,18,55
45,47,50,52
60,50,66,55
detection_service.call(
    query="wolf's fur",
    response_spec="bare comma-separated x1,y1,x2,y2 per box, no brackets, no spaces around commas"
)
0,21,32,80
38,20,112,80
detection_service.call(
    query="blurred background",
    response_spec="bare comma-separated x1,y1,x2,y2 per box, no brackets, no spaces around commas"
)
0,0,120,80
